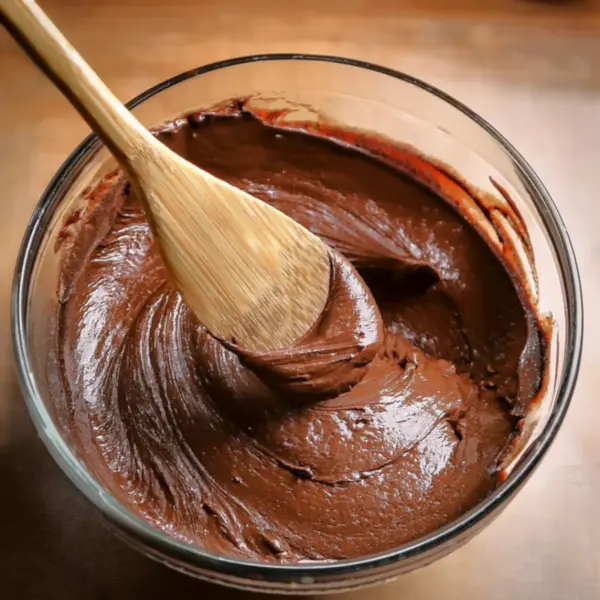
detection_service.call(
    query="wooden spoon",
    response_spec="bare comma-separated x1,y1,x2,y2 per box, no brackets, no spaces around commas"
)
0,0,330,352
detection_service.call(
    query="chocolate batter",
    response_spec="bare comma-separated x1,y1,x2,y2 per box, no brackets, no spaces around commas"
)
54,100,544,562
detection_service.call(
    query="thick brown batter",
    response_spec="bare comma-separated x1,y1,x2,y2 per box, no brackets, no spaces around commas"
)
54,100,543,562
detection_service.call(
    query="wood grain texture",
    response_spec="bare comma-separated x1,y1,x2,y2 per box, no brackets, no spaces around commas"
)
0,1,598,599
1,0,330,351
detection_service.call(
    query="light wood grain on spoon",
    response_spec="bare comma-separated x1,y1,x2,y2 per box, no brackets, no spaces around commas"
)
0,0,331,352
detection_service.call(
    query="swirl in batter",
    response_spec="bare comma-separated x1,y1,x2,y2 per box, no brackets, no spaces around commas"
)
53,102,543,562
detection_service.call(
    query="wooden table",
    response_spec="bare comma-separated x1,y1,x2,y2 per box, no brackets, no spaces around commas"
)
1,1,598,598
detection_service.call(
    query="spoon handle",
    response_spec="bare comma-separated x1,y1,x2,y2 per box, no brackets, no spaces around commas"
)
0,0,153,162
0,0,332,353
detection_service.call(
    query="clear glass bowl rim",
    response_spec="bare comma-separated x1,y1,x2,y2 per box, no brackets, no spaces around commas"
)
11,53,584,581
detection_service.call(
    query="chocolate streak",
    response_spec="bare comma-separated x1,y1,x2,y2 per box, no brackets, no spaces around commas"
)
54,102,543,562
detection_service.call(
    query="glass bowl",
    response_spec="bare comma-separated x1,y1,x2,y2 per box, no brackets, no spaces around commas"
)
12,54,583,594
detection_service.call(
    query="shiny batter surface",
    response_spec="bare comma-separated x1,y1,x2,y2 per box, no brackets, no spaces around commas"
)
54,102,543,562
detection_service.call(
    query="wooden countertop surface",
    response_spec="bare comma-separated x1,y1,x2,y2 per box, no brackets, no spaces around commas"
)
0,1,598,598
